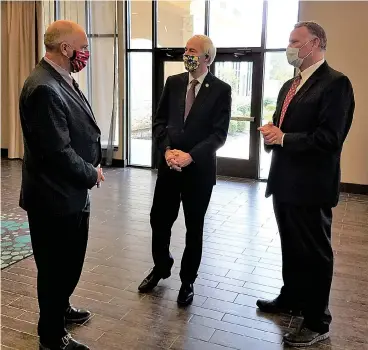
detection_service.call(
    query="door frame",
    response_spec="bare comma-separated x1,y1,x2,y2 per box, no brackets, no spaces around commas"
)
211,51,263,179
152,49,264,179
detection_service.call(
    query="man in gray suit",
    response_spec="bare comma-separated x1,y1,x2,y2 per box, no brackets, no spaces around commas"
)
19,20,104,350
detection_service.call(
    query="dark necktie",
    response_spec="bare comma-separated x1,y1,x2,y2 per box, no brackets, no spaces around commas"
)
184,79,199,120
72,78,87,103
72,78,93,115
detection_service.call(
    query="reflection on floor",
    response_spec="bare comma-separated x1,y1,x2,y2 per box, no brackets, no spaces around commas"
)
1,159,368,349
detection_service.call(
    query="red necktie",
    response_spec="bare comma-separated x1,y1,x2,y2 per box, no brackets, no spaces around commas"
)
184,79,199,120
278,75,301,128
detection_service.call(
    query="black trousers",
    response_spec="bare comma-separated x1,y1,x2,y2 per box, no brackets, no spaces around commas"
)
150,171,213,283
27,210,89,343
273,197,333,333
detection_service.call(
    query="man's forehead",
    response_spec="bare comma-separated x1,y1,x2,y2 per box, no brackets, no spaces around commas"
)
72,31,88,45
290,26,310,39
186,38,201,50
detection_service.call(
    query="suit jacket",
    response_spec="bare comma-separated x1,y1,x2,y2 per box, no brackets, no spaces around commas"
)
266,62,355,207
153,72,232,185
19,59,102,215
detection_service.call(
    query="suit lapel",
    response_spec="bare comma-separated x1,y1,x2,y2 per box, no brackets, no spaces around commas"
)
40,59,99,129
290,73,320,107
178,73,189,125
184,73,214,127
277,62,328,126
59,80,98,126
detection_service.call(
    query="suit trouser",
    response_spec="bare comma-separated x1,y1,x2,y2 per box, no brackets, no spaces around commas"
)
273,197,333,333
150,170,213,283
27,210,89,343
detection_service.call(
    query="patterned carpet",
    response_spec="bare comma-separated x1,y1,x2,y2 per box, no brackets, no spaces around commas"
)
1,159,33,269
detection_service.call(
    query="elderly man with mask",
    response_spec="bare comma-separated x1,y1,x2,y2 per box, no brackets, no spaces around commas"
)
138,35,232,306
19,20,104,349
257,21,355,347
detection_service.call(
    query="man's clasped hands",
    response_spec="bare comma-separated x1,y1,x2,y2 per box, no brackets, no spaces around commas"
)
258,122,285,145
165,149,193,172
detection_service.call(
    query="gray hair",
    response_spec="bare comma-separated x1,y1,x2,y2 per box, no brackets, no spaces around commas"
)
192,35,217,66
294,21,327,50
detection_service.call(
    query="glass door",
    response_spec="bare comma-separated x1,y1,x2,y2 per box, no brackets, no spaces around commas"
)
211,52,263,178
153,50,262,179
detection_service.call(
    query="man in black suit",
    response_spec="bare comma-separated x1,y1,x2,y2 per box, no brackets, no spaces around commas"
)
138,35,231,306
257,22,354,347
19,20,104,350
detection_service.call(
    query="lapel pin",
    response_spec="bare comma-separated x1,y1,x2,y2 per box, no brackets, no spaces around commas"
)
205,83,209,88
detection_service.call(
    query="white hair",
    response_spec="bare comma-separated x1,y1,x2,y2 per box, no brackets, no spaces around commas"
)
192,35,217,66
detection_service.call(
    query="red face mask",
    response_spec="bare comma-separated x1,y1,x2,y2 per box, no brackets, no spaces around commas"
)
70,49,90,73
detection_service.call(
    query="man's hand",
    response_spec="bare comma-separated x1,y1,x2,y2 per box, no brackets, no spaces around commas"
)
165,149,181,172
96,165,105,186
172,150,193,168
258,123,284,145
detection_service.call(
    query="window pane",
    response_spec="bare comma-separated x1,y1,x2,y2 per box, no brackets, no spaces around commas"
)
59,1,86,26
129,53,152,166
41,1,55,57
209,0,263,48
157,0,205,48
130,0,152,49
58,1,89,103
164,61,185,82
260,52,294,178
90,37,119,146
215,61,253,160
91,1,116,35
266,0,299,49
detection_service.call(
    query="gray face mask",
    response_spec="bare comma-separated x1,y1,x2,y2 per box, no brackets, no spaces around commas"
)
286,39,314,68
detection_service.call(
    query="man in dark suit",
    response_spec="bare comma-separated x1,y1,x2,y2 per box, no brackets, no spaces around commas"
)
257,22,354,347
19,20,104,350
138,35,231,306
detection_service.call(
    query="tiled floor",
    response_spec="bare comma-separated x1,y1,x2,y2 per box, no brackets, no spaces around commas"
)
1,160,32,269
1,159,368,350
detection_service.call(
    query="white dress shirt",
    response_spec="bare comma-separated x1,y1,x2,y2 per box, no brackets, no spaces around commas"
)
296,58,325,92
44,56,74,89
187,70,208,98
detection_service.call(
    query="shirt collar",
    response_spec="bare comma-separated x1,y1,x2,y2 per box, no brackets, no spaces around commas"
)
44,56,73,86
189,70,208,85
300,58,325,82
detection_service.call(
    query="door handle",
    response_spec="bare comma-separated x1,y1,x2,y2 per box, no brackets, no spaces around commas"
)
231,116,255,122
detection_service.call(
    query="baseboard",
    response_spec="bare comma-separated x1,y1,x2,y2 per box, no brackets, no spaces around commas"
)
101,157,126,167
1,148,8,158
340,182,368,195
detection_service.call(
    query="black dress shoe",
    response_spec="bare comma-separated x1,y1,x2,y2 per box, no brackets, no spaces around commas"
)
256,297,302,316
138,258,174,293
65,306,92,324
138,270,162,293
177,283,194,306
40,334,90,349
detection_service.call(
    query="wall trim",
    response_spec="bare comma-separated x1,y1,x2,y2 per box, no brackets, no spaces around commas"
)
1,149,366,195
1,148,8,157
340,183,368,195
101,157,126,167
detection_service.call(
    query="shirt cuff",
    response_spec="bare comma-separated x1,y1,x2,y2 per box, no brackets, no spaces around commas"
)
281,133,286,147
